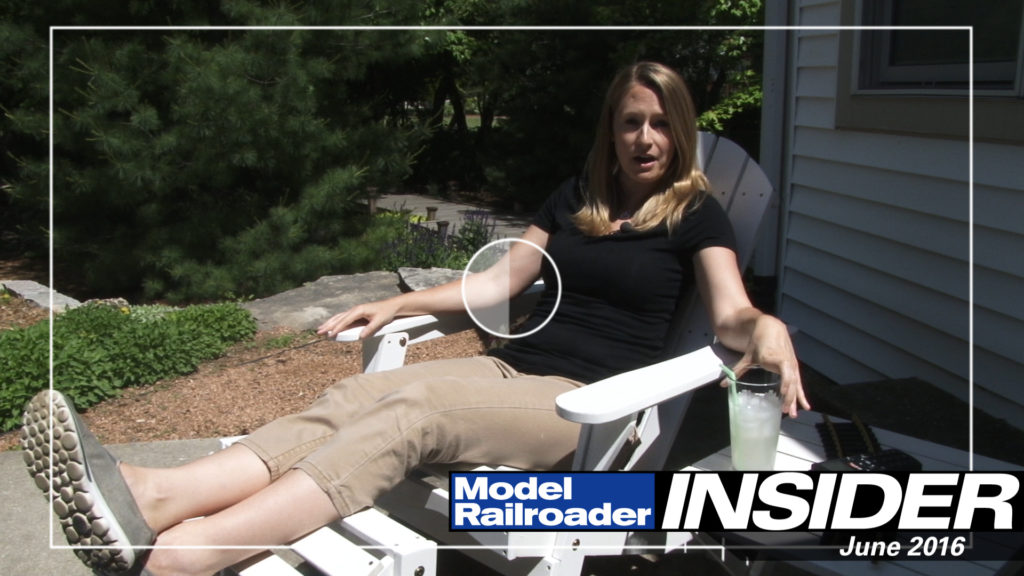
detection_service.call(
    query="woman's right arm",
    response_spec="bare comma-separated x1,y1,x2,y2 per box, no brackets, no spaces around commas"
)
316,225,551,340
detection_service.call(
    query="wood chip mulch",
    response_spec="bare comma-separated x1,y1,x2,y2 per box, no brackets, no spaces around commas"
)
0,296,487,451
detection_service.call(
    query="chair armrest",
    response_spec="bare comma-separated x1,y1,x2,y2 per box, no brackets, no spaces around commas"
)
555,344,733,425
554,322,797,425
333,314,456,342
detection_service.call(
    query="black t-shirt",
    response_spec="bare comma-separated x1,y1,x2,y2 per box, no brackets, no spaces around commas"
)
488,178,736,383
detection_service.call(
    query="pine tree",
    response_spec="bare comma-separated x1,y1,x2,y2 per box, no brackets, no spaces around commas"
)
16,1,430,301
0,17,50,255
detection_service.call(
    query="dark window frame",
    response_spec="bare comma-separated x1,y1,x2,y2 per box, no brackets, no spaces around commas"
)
835,0,1024,143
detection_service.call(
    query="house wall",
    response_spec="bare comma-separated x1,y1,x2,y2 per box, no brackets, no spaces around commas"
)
764,0,1024,423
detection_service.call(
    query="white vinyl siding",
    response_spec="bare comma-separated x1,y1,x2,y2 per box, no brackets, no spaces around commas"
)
768,0,1024,422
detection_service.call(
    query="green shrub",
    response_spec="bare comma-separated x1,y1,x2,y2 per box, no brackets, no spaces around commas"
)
0,321,50,432
349,210,496,273
0,302,257,433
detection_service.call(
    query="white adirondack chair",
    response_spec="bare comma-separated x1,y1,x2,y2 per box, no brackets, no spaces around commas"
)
226,132,775,576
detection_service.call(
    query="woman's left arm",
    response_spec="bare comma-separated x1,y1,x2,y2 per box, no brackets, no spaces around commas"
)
694,246,810,417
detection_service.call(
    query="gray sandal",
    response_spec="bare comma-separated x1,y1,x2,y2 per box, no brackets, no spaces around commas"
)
22,389,155,575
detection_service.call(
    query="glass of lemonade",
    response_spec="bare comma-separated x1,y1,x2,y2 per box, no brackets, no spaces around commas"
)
728,366,783,470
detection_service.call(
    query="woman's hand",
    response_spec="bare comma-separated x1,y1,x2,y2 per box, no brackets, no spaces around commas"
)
316,299,401,340
725,314,809,418
693,247,809,418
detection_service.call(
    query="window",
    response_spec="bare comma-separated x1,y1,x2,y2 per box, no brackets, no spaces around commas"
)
836,0,1024,142
859,0,1022,92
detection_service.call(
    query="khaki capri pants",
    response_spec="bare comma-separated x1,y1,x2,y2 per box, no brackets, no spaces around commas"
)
238,356,584,517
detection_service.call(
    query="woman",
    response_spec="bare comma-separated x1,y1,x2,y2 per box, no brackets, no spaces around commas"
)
23,61,808,576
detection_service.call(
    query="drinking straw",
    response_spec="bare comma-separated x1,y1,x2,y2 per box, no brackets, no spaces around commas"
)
721,364,738,403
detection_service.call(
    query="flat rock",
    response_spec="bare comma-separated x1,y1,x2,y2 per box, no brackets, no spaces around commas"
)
398,267,464,292
241,272,402,331
1,279,81,312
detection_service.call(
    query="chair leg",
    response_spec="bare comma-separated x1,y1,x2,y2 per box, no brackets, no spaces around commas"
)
363,332,410,373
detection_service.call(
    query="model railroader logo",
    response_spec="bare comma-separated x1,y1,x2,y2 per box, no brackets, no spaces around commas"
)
450,471,1023,560
451,473,654,529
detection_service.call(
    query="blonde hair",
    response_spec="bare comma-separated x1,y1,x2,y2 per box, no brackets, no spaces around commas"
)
573,62,709,236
